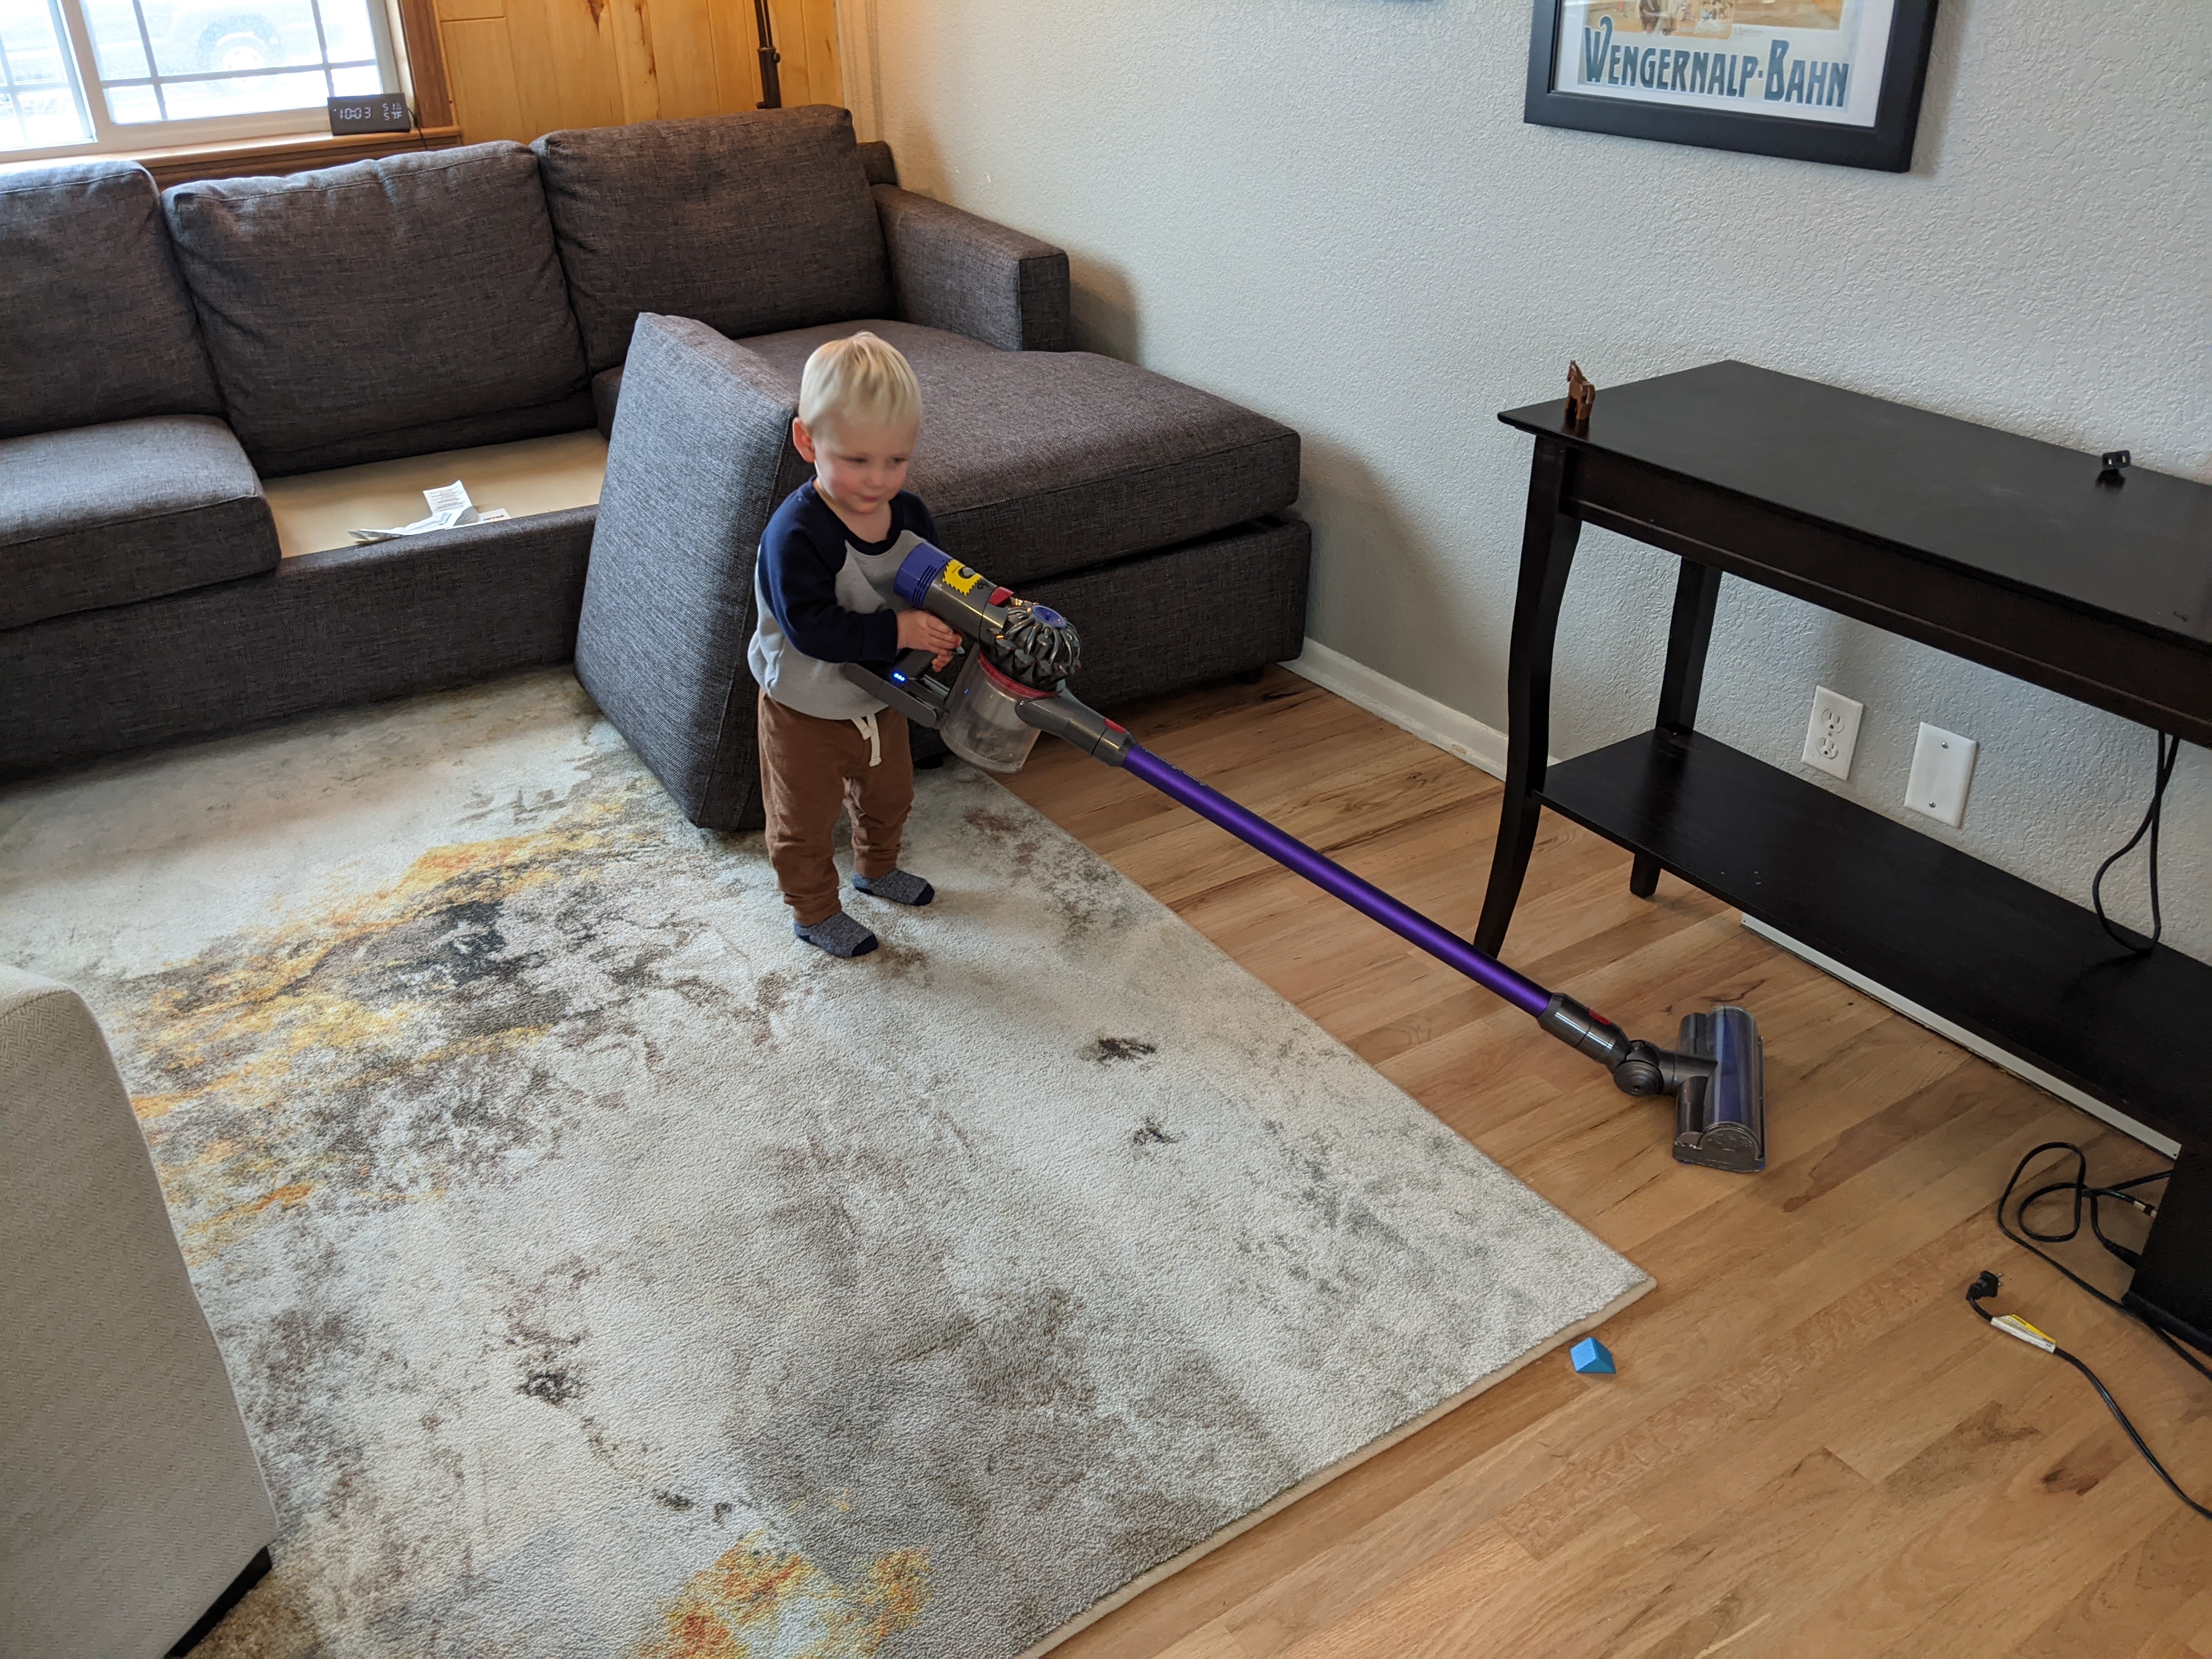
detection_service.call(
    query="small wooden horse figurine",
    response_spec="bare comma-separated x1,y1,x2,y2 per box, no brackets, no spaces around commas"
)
1565,362,1596,428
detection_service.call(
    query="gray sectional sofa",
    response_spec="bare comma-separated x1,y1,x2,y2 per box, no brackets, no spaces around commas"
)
1,108,1310,819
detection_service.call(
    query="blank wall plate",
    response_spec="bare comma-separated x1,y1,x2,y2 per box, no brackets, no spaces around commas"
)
1905,722,1978,827
1801,686,1864,780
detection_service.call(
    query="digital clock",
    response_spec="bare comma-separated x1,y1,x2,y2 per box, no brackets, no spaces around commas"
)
326,95,413,136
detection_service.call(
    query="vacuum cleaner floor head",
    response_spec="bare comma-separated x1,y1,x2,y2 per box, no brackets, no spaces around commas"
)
1672,1006,1765,1172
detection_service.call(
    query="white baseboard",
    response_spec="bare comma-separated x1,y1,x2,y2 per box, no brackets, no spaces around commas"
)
1283,639,1521,779
1741,916,2179,1156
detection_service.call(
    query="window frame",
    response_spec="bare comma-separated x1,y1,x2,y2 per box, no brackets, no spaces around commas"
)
3,0,405,162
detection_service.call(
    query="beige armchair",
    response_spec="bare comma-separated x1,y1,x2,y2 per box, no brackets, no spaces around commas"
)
1,966,276,1657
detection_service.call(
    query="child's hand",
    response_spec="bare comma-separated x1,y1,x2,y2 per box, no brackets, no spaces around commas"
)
897,608,962,671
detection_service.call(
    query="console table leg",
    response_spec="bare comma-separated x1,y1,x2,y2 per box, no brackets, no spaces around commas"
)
2124,1145,2212,1356
1629,560,1725,901
1475,437,1581,957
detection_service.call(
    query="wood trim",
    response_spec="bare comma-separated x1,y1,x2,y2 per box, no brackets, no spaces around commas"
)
130,126,466,188
394,0,456,129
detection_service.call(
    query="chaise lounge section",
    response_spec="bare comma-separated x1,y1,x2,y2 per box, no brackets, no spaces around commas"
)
578,314,1307,827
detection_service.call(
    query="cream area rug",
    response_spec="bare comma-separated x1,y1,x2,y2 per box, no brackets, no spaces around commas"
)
0,670,1649,1658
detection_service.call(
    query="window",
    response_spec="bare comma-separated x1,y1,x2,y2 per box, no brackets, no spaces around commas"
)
1,0,401,159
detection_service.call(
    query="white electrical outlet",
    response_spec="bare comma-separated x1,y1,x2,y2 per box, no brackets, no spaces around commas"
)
1905,722,1978,827
1801,685,1864,780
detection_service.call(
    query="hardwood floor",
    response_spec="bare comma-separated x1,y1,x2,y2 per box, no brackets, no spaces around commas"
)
1000,669,2211,1659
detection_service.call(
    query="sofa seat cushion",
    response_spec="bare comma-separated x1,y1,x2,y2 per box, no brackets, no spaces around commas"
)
259,431,609,558
0,418,278,629
535,109,891,375
162,143,590,477
0,162,222,441
735,321,1302,584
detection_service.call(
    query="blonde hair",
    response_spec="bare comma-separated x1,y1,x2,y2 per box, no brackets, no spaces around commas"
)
798,331,922,440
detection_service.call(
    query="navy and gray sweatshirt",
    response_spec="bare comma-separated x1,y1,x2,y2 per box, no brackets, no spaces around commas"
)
747,481,940,721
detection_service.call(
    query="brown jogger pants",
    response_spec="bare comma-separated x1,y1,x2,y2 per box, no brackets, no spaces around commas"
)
757,691,914,927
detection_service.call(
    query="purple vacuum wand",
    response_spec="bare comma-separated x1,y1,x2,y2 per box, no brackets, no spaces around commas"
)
881,543,1768,1173
1121,746,1550,1016
1025,695,1765,1172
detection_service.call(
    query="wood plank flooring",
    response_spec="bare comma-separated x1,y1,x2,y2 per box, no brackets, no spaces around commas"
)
1000,669,2211,1659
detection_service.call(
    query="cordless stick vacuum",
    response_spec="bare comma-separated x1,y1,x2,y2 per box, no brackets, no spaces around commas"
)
844,545,1768,1172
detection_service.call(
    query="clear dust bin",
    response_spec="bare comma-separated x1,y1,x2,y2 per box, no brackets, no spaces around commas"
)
939,651,1045,773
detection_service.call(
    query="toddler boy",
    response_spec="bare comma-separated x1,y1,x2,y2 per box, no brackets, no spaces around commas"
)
749,332,961,958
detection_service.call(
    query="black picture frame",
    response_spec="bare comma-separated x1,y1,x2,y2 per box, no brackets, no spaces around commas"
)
1523,1,1940,172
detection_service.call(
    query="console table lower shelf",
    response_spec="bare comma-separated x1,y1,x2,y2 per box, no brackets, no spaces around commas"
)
1536,728,2211,1350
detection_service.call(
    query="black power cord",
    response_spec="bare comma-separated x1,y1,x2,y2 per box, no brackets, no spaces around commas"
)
1966,1142,2211,1522
1966,1273,2208,1521
1997,1142,2210,1384
2091,731,2181,952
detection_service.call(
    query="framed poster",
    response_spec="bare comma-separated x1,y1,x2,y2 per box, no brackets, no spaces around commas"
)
1525,1,1940,172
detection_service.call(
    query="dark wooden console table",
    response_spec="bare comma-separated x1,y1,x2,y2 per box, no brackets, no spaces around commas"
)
1482,360,2212,1351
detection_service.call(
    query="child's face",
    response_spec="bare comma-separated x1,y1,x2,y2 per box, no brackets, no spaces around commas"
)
792,416,918,521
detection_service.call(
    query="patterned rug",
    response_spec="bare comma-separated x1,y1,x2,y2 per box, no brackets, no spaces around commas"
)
0,670,1648,1658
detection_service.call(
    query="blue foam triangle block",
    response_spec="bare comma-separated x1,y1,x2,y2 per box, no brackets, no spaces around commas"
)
1570,1336,1616,1375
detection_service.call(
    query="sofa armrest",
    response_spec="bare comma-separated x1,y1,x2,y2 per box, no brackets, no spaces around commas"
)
873,185,1071,353
857,139,898,187
574,313,810,830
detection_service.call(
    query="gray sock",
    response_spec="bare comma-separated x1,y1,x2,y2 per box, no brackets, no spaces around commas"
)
793,911,878,958
853,869,935,907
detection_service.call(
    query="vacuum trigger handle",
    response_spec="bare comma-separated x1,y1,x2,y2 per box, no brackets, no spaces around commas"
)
888,646,938,685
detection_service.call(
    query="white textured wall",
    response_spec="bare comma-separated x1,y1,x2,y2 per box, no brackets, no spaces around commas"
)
853,0,2212,957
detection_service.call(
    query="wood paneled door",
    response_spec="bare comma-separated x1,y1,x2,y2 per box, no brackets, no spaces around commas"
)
435,0,843,145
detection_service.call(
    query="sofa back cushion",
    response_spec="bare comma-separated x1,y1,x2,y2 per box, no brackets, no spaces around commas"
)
0,162,223,441
534,108,892,373
162,143,591,475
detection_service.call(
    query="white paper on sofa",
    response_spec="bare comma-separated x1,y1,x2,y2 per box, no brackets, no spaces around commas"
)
350,482,511,543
